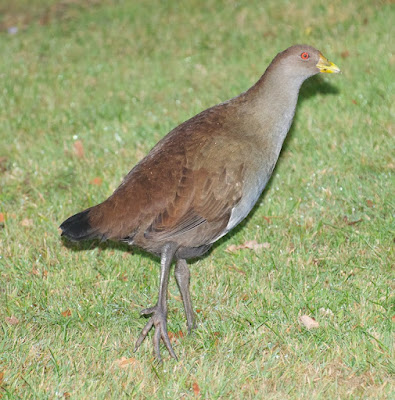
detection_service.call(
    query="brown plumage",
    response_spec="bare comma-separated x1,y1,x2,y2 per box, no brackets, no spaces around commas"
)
60,45,340,360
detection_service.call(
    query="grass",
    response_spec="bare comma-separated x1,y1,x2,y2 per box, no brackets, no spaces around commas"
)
0,0,393,398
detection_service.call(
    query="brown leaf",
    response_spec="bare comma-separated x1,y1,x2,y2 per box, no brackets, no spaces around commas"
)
343,216,362,226
90,177,102,186
61,309,72,317
352,99,357,105
0,156,8,173
0,212,4,224
192,382,200,396
73,140,84,158
168,330,184,343
392,315,395,323
5,316,19,325
225,244,238,253
114,356,137,368
21,218,33,227
299,315,319,329
63,393,70,399
366,199,374,208
227,265,246,275
341,50,350,58
118,272,128,281
0,370,3,385
226,240,270,253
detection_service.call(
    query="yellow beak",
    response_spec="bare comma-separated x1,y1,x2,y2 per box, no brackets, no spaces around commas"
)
316,54,340,73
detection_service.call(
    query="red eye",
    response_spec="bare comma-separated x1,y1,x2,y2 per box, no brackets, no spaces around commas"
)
301,52,309,60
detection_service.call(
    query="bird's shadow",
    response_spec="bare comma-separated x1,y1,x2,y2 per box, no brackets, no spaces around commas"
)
61,75,339,265
61,236,160,265
278,75,339,154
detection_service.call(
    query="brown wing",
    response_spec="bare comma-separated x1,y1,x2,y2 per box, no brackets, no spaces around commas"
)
144,163,244,244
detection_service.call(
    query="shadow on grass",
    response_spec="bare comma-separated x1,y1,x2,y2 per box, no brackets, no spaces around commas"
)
60,75,340,265
282,75,340,151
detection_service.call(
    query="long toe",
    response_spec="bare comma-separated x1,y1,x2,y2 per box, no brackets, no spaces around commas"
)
152,311,178,360
134,307,178,360
134,318,154,352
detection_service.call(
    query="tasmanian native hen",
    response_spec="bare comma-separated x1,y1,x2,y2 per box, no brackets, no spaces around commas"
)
60,45,340,360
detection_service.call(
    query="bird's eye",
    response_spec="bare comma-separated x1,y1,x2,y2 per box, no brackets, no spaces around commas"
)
301,52,309,60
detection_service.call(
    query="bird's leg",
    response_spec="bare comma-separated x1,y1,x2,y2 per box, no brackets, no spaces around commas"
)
134,242,177,361
175,259,196,333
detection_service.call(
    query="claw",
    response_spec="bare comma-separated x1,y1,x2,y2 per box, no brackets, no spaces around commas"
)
134,305,178,361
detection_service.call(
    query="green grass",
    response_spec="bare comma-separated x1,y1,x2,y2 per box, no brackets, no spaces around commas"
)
0,0,393,398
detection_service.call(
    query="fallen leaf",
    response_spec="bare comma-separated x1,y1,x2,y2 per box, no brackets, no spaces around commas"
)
0,370,3,384
341,50,350,58
21,218,33,227
226,240,270,253
73,140,84,158
227,265,246,275
263,30,276,38
392,315,395,323
192,382,200,396
0,213,4,223
366,199,374,208
118,272,128,281
168,330,184,343
114,357,137,368
61,309,72,317
352,99,357,105
90,177,102,186
0,156,8,173
63,393,70,399
5,316,19,325
225,244,238,253
343,216,362,226
299,315,319,329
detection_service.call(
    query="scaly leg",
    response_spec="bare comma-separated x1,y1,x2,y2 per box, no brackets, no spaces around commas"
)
175,259,196,333
134,242,177,361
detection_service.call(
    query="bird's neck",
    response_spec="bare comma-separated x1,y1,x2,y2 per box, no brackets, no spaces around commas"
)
243,66,306,152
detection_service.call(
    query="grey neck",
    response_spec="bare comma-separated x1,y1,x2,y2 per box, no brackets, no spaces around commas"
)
242,66,307,157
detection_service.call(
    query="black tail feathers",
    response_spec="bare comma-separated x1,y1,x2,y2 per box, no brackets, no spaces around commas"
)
60,209,104,242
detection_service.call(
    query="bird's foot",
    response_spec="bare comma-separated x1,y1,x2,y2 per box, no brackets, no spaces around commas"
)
134,305,177,362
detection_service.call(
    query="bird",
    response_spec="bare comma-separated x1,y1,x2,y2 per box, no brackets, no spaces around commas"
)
60,45,340,361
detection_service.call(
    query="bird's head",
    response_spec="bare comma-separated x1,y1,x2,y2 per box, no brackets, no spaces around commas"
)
274,45,340,79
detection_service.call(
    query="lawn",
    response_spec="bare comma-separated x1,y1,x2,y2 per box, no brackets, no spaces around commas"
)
0,0,393,398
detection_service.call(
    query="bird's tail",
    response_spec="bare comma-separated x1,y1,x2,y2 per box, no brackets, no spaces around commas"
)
60,207,105,242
